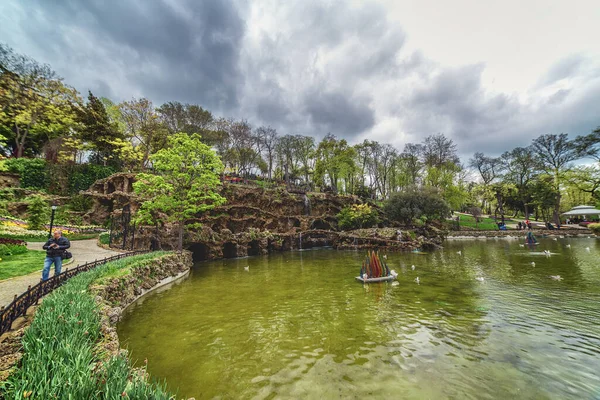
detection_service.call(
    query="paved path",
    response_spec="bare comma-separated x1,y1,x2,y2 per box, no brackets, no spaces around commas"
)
0,239,120,308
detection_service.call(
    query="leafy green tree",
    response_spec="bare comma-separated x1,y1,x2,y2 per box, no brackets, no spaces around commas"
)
133,133,226,250
314,134,356,194
27,195,47,230
76,91,125,166
384,185,451,225
0,44,80,158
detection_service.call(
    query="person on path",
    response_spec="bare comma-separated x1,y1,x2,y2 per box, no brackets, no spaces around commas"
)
42,230,70,281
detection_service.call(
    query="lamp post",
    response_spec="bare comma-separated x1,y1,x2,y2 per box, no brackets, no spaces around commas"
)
48,205,57,239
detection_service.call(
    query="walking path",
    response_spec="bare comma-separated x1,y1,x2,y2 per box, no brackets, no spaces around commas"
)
0,239,120,308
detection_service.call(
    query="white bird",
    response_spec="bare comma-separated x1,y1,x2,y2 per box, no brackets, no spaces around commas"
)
457,251,462,255
531,262,536,267
244,266,250,271
566,244,571,248
383,254,387,260
411,265,415,271
476,277,485,282
519,244,525,248
553,238,558,241
544,250,551,257
549,275,563,281
586,247,591,252
390,270,398,278
414,277,420,284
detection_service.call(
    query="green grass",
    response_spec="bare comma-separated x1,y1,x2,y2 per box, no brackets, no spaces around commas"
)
1,252,175,399
0,250,46,281
456,214,500,230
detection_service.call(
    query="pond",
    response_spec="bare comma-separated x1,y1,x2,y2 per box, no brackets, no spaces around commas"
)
117,238,600,399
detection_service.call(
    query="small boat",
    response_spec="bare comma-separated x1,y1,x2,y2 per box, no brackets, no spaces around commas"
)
357,250,397,283
355,275,396,283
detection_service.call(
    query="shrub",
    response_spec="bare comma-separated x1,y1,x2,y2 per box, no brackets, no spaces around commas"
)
384,186,451,225
27,195,48,230
69,194,93,212
4,158,48,190
68,164,116,194
0,242,27,256
589,223,600,235
337,204,379,230
99,231,110,245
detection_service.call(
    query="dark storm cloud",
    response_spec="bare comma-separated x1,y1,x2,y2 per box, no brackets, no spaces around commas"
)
4,0,246,110
1,0,598,159
238,0,404,137
303,90,375,135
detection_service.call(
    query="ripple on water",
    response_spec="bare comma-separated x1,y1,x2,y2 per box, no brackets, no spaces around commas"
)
118,240,600,399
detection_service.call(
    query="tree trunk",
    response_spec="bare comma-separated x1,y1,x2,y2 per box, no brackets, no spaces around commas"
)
553,191,561,225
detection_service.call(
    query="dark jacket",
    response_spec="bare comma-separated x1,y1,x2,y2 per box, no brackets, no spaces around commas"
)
43,236,71,257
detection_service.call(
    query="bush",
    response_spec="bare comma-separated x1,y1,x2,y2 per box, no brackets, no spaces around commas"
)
69,194,93,212
589,223,600,235
337,204,379,230
27,195,48,230
0,242,27,256
384,186,451,225
4,158,48,190
99,231,110,245
68,164,116,194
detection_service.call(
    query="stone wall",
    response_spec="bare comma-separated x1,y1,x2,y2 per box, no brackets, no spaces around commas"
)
0,173,20,189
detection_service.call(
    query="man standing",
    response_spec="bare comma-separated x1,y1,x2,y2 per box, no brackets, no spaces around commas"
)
42,230,70,281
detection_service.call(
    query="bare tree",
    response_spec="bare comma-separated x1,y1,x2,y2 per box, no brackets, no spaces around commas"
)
531,133,583,224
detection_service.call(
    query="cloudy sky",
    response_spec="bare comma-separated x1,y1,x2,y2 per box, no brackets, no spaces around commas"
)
1,0,599,158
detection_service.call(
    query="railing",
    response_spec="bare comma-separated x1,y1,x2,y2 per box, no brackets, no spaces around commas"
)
0,250,151,335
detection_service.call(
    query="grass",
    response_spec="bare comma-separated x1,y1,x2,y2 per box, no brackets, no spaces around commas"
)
0,252,175,399
0,250,46,281
456,214,500,230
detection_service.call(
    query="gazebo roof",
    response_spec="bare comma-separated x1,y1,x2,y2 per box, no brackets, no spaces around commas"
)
562,205,600,216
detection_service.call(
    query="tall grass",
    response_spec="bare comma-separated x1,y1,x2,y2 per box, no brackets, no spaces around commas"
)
1,252,175,399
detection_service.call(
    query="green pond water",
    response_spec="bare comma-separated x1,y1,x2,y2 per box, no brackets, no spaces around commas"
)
117,238,600,399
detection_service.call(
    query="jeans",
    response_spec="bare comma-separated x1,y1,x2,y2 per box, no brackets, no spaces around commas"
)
43,256,63,281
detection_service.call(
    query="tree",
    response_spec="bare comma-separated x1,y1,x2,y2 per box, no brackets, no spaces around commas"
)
295,135,315,184
422,133,460,169
133,133,226,250
0,44,80,158
401,143,423,186
76,91,124,166
501,146,539,217
157,101,215,143
314,134,356,193
384,186,451,225
255,126,278,180
531,133,583,224
27,195,47,230
119,98,167,169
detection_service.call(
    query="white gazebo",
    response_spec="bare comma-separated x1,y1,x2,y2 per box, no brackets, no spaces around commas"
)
561,205,600,217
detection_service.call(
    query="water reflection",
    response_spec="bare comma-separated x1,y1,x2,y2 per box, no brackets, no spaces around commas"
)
118,238,600,399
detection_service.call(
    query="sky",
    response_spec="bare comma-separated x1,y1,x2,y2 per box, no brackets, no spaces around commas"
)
1,0,599,159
